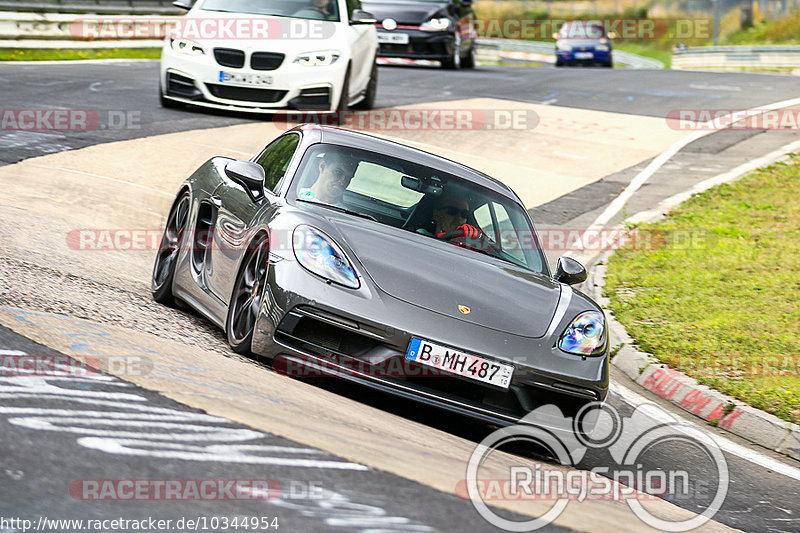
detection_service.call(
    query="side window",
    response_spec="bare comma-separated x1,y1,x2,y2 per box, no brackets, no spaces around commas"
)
474,201,527,263
345,0,362,18
255,133,300,191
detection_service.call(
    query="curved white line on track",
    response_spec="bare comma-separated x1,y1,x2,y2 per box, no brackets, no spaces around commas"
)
610,382,800,483
583,96,800,235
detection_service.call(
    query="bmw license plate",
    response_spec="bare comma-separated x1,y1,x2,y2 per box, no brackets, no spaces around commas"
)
574,52,593,59
219,71,273,86
406,338,514,389
377,32,409,44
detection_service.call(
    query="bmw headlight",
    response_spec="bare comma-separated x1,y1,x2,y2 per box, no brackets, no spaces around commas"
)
420,18,451,31
170,38,205,56
558,311,606,356
293,225,359,288
556,42,573,51
293,50,341,67
594,43,610,51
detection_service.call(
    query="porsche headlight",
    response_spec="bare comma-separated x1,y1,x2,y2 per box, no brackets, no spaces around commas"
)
293,225,359,288
170,38,205,56
558,311,606,356
420,18,451,31
293,50,341,67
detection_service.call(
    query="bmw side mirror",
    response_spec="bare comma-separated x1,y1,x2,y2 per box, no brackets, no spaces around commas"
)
172,0,194,10
554,256,587,285
350,10,377,25
225,160,266,200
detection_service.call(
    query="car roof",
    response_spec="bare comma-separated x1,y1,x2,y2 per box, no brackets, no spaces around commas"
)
291,124,520,201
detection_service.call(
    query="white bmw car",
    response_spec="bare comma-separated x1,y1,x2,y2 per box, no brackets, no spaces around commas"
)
160,0,379,113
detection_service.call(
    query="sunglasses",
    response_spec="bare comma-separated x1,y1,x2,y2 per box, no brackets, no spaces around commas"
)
439,205,469,218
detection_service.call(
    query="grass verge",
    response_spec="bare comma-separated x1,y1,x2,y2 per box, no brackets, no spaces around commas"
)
604,155,800,425
0,48,162,61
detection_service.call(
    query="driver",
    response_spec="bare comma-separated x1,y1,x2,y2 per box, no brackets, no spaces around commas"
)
417,192,481,239
294,0,336,20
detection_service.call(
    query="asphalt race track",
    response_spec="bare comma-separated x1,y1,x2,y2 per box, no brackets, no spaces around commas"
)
1,60,799,533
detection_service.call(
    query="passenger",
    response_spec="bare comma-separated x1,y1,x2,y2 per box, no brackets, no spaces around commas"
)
298,152,356,205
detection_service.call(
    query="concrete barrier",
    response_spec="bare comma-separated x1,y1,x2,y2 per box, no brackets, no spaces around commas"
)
673,45,800,72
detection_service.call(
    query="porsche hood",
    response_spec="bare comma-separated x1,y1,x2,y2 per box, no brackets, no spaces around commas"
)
334,220,561,338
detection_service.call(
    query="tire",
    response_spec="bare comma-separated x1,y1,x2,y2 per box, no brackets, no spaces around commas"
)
151,192,190,306
336,65,351,112
441,32,461,69
352,60,377,110
462,43,476,69
226,236,269,355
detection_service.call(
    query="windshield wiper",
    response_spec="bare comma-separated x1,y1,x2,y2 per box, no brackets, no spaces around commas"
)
296,199,378,222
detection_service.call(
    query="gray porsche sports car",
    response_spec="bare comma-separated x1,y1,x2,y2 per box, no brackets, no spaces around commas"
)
152,124,609,427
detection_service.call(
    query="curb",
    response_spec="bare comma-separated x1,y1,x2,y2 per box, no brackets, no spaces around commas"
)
582,144,800,463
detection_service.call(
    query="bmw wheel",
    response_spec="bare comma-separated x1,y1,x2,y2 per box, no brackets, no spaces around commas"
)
353,60,377,110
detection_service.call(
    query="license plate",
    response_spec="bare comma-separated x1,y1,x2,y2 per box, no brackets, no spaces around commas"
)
574,52,593,59
406,338,514,389
219,71,273,86
378,32,409,44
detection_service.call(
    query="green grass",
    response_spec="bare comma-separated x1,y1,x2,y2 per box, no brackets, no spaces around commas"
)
614,42,672,68
0,48,162,61
605,155,800,424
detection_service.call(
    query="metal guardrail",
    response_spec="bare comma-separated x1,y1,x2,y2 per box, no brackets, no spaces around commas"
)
477,38,665,70
0,10,662,69
0,0,179,14
672,45,800,71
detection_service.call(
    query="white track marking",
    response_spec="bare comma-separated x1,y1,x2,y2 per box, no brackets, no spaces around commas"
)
579,96,800,244
611,382,800,482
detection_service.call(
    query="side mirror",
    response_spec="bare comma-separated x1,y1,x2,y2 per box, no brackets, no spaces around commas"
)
172,0,194,10
225,160,266,199
554,256,587,285
350,10,377,25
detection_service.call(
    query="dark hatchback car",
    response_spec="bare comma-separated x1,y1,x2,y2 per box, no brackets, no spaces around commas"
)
361,0,476,68
554,20,614,67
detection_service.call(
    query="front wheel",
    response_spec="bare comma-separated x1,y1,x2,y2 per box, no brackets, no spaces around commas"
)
462,43,476,69
152,192,190,306
226,236,269,354
441,33,462,69
353,60,377,110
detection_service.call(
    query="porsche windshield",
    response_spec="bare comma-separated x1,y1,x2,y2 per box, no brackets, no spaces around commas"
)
289,144,546,274
199,0,341,21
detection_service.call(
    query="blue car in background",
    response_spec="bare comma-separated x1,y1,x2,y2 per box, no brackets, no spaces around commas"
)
554,21,614,67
